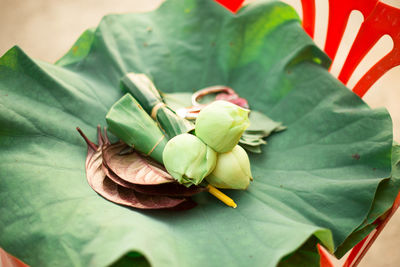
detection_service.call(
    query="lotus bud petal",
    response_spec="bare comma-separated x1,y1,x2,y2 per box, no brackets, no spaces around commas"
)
195,100,250,153
163,133,217,187
206,145,252,190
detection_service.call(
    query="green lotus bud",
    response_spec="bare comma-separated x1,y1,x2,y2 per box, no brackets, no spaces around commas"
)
206,145,252,190
195,100,250,153
163,133,217,187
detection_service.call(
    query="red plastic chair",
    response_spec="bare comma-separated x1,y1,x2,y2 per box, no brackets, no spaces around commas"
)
215,0,400,266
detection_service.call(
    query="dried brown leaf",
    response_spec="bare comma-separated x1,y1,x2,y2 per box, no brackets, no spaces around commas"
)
103,161,206,197
77,127,192,210
102,142,174,185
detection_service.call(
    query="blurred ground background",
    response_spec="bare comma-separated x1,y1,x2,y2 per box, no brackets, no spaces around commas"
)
1,0,399,266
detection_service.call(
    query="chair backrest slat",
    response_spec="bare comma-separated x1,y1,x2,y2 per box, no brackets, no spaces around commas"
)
324,0,378,62
338,2,400,97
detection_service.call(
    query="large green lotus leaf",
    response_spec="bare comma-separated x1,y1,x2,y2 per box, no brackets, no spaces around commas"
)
0,0,395,266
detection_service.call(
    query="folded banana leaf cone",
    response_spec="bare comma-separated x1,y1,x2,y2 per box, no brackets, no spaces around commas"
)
1,0,400,266
121,73,194,138
106,93,168,163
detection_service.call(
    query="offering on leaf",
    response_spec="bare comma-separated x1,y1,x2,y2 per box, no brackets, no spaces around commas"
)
78,72,267,209
83,76,277,208
99,73,281,208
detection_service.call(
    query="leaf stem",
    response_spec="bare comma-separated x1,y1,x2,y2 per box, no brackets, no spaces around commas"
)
76,127,98,151
206,185,237,208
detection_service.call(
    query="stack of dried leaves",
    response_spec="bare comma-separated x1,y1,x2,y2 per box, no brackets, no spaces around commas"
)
77,126,205,210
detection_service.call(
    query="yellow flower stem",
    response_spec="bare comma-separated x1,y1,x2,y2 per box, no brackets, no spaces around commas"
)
206,185,237,208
